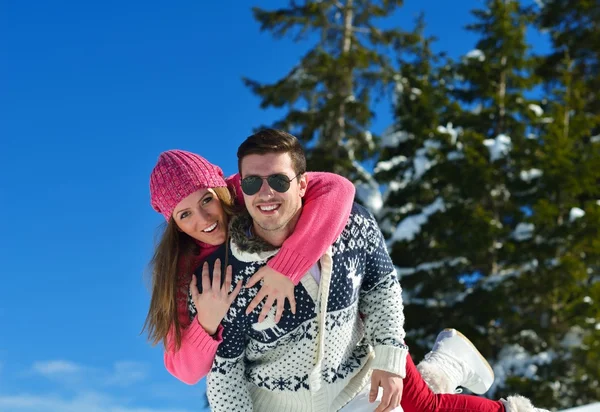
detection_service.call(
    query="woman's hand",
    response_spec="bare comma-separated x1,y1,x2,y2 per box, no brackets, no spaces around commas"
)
245,266,296,323
190,258,242,335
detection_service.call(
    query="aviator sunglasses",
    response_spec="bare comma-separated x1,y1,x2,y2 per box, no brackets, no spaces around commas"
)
241,173,302,196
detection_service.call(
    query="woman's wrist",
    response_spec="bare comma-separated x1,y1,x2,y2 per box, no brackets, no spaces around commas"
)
196,316,218,336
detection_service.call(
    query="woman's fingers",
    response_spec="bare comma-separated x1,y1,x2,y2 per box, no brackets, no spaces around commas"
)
189,274,199,300
222,265,233,297
211,258,222,295
201,261,211,292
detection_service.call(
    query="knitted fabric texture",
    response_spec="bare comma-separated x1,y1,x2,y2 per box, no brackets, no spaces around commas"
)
195,203,409,412
150,150,227,220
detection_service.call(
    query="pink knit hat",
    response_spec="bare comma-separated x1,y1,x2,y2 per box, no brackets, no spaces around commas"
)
150,150,228,220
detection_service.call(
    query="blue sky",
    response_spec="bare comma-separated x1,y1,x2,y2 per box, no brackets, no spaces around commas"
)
0,1,548,411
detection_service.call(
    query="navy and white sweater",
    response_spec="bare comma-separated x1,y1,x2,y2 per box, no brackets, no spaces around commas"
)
191,203,408,412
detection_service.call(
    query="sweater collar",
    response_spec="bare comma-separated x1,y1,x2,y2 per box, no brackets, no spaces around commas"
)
229,212,279,262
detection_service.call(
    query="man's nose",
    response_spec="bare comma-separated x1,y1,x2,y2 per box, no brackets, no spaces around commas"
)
257,178,274,196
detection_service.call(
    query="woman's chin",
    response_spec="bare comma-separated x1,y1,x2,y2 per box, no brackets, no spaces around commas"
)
197,231,226,246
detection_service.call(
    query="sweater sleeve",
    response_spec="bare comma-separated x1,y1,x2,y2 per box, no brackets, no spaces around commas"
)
163,321,224,385
357,209,409,379
163,257,224,385
226,172,356,284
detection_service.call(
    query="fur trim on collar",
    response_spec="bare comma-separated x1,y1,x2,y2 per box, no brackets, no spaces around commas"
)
229,213,279,262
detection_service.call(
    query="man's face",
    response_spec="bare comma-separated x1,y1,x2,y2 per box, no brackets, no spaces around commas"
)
240,152,307,240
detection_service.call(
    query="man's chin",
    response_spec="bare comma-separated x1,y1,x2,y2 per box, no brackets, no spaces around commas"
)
255,220,286,232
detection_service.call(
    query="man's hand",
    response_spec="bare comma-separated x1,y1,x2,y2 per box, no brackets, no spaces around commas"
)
369,369,404,412
244,266,296,323
191,259,242,335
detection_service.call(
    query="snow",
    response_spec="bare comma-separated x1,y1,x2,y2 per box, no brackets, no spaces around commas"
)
395,257,468,277
483,259,539,291
490,344,556,397
437,122,460,145
355,182,383,215
569,207,585,222
528,104,544,117
414,149,436,179
562,404,600,411
484,134,512,162
364,130,375,150
411,140,441,180
389,197,445,242
561,326,585,348
512,223,535,241
520,168,543,182
465,49,485,61
387,180,403,193
381,127,414,147
375,155,408,173
447,151,465,161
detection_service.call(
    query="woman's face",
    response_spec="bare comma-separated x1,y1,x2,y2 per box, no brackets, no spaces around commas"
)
172,188,228,246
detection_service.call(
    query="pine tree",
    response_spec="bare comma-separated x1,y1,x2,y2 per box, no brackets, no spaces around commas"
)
374,1,581,407
492,0,600,407
243,0,415,180
372,15,472,359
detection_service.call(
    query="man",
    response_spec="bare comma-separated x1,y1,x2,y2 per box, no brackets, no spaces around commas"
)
197,130,543,412
201,129,406,411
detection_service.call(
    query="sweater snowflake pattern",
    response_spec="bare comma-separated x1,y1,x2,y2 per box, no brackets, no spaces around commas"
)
191,203,408,412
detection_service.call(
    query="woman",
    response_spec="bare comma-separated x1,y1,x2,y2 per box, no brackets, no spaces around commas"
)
143,149,356,385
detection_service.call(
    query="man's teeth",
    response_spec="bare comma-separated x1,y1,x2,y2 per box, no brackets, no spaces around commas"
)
203,222,217,232
259,205,278,211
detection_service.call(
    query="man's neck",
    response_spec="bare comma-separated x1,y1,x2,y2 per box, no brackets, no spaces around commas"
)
253,209,302,248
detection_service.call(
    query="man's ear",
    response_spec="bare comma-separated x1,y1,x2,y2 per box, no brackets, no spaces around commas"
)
298,173,308,198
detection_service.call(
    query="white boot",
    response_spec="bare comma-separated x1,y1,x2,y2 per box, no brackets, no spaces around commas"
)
416,328,494,395
501,395,550,412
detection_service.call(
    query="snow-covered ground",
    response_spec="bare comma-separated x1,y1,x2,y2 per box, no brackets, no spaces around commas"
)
562,404,600,411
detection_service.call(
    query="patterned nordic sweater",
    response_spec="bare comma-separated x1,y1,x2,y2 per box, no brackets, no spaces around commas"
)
192,203,408,412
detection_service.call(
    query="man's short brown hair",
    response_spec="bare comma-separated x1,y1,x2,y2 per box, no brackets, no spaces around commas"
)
237,129,307,176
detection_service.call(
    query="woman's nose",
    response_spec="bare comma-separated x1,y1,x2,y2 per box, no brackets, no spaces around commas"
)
194,208,210,228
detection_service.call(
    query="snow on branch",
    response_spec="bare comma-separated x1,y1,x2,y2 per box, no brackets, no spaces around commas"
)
389,197,446,243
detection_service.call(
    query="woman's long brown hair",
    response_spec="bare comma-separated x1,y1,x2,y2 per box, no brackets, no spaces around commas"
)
142,186,236,351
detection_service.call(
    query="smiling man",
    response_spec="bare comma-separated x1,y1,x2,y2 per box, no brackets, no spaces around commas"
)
201,129,408,412
238,149,306,245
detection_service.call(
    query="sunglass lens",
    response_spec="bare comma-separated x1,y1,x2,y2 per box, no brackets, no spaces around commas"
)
241,176,262,195
268,174,291,193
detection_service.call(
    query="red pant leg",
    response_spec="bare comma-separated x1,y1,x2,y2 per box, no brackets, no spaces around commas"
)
401,354,506,412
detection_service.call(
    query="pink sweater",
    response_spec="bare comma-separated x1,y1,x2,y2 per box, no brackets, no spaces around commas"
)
163,172,355,384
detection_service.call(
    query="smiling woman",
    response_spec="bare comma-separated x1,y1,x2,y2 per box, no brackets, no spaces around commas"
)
172,188,230,246
142,148,357,386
